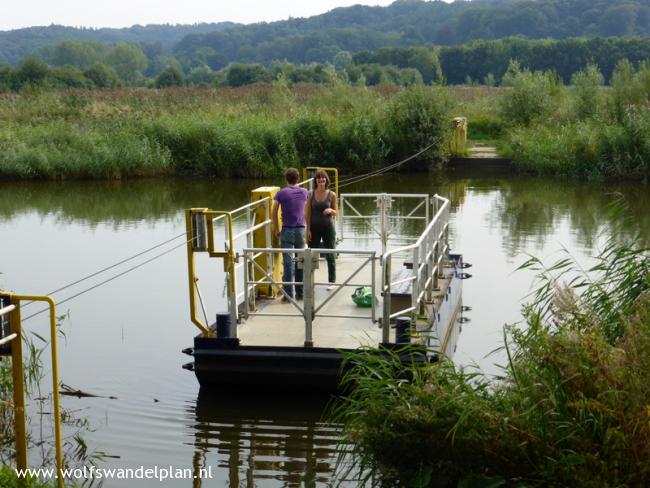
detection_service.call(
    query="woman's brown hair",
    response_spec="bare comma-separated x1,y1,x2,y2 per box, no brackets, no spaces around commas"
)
314,169,330,187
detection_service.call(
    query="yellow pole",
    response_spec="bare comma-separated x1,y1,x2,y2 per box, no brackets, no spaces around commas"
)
225,214,236,325
13,295,64,488
186,209,212,337
8,295,27,476
208,212,237,326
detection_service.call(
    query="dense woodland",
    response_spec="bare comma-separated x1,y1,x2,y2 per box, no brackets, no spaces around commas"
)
1,0,650,88
2,36,650,91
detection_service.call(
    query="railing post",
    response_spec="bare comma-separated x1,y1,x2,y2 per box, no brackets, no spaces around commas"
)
2,293,64,487
426,228,434,302
382,256,391,343
243,251,250,319
425,195,430,225
444,205,450,262
264,198,273,296
433,240,440,290
222,213,239,335
371,252,377,323
379,194,392,256
412,246,420,315
45,297,64,488
339,195,345,243
7,296,27,474
303,249,313,347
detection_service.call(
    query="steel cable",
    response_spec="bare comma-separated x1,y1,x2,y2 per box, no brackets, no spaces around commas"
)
336,142,436,189
21,237,195,322
20,231,188,310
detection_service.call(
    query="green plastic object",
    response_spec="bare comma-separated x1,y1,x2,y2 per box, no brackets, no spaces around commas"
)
352,286,373,307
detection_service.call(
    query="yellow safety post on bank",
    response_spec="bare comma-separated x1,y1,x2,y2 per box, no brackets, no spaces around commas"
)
450,117,468,157
251,187,281,298
303,167,339,196
0,292,64,488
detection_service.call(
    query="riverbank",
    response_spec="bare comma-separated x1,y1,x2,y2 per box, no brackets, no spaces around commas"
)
2,73,649,180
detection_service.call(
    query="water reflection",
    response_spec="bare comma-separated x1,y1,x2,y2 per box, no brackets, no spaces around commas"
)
0,178,268,226
1,175,648,251
188,389,343,487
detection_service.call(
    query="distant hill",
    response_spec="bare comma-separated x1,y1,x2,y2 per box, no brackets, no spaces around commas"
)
173,0,650,67
1,0,649,68
0,23,236,65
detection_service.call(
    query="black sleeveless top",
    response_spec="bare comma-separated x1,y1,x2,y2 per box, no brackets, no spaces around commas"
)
310,190,334,228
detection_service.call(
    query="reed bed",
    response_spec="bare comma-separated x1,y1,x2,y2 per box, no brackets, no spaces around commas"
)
332,221,650,487
0,84,451,179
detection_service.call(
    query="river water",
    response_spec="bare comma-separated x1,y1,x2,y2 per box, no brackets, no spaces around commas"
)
1,170,648,486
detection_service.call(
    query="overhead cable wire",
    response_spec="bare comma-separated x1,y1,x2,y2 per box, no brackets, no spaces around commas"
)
338,142,436,188
20,231,188,310
336,142,437,189
21,237,194,323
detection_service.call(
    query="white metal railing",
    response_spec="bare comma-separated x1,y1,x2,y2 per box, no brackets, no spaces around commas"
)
206,196,274,326
339,193,431,255
241,247,377,347
200,176,316,330
380,194,450,343
0,302,17,347
196,188,450,347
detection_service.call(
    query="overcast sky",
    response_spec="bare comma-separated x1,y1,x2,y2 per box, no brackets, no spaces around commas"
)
0,0,413,31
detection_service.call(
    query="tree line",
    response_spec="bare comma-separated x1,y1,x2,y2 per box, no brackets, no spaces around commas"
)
2,36,650,91
172,0,650,68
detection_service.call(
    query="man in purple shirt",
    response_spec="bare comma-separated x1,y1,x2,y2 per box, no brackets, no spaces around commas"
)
272,168,309,300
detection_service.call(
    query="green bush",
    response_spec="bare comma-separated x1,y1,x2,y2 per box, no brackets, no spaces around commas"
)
386,86,452,169
290,114,332,166
499,61,560,127
571,63,605,120
155,66,184,88
330,114,388,173
610,59,646,123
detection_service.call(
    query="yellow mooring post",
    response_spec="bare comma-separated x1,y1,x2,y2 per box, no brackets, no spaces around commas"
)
1,292,64,488
251,187,281,297
450,117,468,156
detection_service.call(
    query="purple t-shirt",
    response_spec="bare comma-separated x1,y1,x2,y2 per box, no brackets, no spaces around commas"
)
275,186,309,227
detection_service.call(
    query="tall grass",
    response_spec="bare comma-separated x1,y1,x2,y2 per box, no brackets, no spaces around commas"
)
0,84,452,180
503,60,650,180
332,219,650,487
0,314,103,481
0,466,63,487
507,106,650,179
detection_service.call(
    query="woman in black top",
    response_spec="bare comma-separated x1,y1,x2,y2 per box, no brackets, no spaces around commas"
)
305,169,338,290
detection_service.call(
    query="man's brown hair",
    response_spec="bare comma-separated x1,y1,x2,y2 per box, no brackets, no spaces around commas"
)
285,167,300,185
